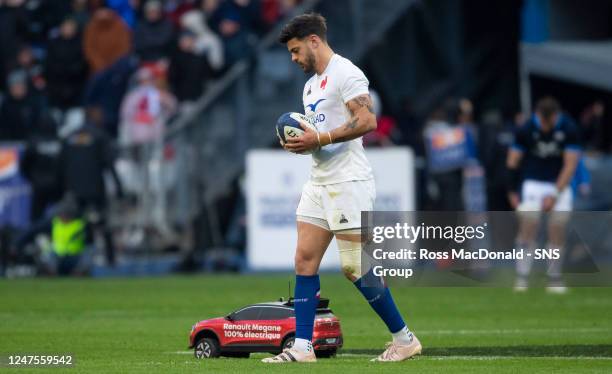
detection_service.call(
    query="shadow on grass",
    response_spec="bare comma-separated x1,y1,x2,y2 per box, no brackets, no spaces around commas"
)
341,345,612,357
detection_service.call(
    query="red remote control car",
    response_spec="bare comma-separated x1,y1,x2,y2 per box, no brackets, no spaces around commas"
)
189,297,343,358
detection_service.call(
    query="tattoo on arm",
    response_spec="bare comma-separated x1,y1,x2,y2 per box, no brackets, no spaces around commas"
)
332,95,375,143
344,117,359,130
348,95,375,115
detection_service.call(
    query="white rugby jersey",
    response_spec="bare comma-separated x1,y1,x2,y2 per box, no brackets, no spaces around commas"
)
302,54,373,185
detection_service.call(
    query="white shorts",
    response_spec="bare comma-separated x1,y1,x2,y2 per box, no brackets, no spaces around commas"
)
296,179,376,232
518,180,573,212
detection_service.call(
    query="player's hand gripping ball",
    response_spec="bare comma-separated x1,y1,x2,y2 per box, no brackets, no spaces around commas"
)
276,112,318,155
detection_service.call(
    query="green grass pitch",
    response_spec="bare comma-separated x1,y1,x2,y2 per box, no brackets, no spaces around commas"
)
1,274,611,373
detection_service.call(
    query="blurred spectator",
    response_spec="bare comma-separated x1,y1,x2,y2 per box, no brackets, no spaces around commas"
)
20,115,62,222
395,96,424,155
457,98,474,125
107,0,138,28
422,102,465,211
26,1,72,43
58,109,123,266
452,98,488,213
169,31,211,103
261,0,299,30
83,55,139,137
119,66,177,145
12,45,46,93
571,157,591,199
364,116,397,147
59,109,123,205
14,193,93,276
165,0,197,28
456,98,479,161
0,0,28,92
208,0,262,66
83,8,131,74
119,66,176,238
133,0,175,62
88,0,107,11
580,101,605,152
0,70,45,140
71,0,92,29
514,111,526,128
201,0,221,18
45,18,88,111
479,110,514,211
180,9,224,71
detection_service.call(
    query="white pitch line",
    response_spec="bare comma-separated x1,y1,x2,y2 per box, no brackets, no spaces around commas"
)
337,354,612,360
169,351,612,361
171,351,612,361
426,356,612,361
417,327,611,335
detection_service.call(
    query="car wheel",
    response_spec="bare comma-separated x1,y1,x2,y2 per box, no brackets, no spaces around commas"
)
315,349,337,358
194,337,220,359
281,336,295,351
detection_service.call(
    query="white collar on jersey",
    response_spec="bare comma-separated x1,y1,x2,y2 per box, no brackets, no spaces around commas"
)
316,53,337,79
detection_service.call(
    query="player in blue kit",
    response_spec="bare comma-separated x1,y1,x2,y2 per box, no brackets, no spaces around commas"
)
506,97,581,293
262,13,421,363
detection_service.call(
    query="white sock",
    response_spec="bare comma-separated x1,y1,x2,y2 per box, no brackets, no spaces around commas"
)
546,242,564,282
392,325,413,345
293,338,313,353
516,241,534,279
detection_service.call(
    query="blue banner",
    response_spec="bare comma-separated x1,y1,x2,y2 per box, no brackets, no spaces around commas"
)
0,144,32,229
425,126,473,173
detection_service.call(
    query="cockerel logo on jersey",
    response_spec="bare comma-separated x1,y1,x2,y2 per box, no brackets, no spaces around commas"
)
320,76,328,89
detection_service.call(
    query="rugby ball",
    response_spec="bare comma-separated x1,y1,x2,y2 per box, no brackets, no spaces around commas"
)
275,112,318,154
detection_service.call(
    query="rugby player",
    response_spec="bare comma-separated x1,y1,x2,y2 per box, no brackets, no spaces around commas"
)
262,13,421,363
507,97,580,293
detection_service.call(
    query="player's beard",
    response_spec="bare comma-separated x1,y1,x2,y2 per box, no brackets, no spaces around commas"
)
301,50,316,74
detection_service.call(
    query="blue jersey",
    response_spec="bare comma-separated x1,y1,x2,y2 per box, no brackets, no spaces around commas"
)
512,114,581,183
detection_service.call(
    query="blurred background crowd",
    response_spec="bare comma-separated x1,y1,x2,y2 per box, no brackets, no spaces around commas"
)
1,0,611,277
0,0,303,275
0,0,302,144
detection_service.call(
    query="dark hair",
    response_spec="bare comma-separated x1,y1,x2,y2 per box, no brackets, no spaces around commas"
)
536,96,561,120
278,13,327,44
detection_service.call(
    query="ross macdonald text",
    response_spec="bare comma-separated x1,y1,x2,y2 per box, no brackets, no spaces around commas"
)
372,248,560,261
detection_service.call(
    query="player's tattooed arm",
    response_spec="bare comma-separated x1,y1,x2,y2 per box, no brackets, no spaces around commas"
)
321,94,377,145
351,95,376,115
288,94,376,151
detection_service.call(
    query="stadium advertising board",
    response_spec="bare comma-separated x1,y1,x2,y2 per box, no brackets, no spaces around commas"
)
0,144,31,229
247,148,415,271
